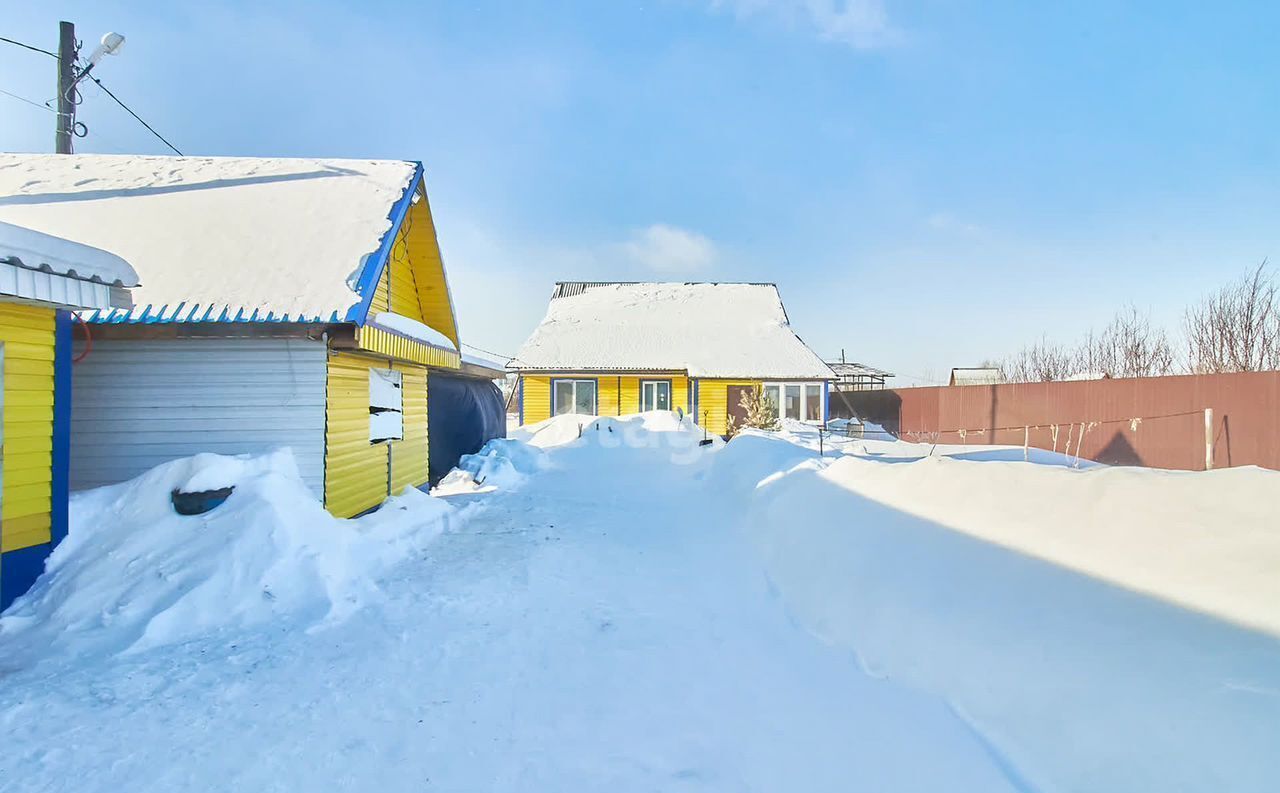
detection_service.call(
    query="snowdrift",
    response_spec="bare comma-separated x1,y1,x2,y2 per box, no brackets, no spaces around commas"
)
433,437,549,494
512,411,722,451
713,438,1280,791
0,449,457,660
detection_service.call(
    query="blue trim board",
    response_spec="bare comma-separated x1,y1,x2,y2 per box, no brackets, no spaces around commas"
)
823,381,830,425
518,378,524,425
51,310,72,547
1,543,51,612
345,162,426,325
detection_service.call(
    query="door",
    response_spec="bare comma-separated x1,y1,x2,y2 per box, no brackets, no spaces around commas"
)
726,384,752,432
640,380,671,412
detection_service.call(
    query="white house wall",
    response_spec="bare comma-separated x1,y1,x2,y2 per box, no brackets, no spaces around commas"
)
70,337,328,495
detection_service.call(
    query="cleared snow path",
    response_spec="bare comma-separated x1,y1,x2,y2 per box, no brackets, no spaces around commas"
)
1,438,1026,792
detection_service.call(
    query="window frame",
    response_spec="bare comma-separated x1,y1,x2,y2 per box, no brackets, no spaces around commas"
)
369,368,405,444
639,379,673,412
761,380,826,424
551,378,599,417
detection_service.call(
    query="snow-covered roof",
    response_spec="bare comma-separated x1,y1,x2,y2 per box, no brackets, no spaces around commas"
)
0,220,139,287
513,282,835,379
949,367,1003,386
0,220,137,310
0,154,418,324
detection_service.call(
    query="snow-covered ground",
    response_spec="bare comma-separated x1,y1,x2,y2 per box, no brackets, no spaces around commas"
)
1,413,1277,791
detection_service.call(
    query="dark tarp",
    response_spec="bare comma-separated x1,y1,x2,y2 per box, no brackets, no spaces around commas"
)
427,373,507,484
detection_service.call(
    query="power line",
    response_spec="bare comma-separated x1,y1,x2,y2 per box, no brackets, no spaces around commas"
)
462,342,514,361
0,35,57,59
0,85,65,115
82,72,183,155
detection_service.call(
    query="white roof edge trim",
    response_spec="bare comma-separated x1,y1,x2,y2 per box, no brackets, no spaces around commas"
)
0,220,140,287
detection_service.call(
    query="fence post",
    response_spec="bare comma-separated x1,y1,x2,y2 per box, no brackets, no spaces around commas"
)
1204,408,1214,471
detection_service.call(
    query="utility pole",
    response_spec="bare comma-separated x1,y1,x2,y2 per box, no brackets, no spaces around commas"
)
55,20,77,154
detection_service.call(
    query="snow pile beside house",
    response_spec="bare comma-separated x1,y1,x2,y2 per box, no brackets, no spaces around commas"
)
0,449,456,659
713,439,1280,791
440,412,716,493
508,413,595,447
511,412,724,459
433,438,548,494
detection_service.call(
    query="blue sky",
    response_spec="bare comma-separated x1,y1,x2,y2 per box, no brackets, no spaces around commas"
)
2,1,1277,384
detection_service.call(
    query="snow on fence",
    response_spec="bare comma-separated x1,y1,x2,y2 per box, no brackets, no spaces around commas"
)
830,370,1280,471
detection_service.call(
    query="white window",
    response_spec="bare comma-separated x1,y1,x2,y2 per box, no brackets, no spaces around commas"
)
369,369,404,443
640,380,671,412
552,379,597,416
763,381,825,423
763,384,781,412
804,383,822,422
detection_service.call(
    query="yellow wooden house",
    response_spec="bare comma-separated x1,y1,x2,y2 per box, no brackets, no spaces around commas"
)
0,154,500,523
0,221,138,609
511,282,835,434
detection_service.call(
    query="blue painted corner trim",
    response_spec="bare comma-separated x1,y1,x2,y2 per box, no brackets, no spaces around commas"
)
823,380,830,425
518,378,524,426
344,162,425,326
1,543,52,611
50,310,72,548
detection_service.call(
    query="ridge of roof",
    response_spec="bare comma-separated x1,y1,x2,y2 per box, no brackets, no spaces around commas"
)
551,280,776,295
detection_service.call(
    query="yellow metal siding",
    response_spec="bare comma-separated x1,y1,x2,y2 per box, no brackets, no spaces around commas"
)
362,183,459,353
401,193,459,349
671,377,689,415
695,379,760,436
1,304,55,552
390,362,429,494
388,242,424,320
597,376,620,417
370,267,390,315
324,352,391,518
521,376,551,424
355,325,460,369
619,377,640,413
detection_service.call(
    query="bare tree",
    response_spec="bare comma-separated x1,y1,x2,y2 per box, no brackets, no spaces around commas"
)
1184,262,1280,373
1076,305,1175,379
1002,337,1075,382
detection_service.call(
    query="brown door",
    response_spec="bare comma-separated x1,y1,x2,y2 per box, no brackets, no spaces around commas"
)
727,385,752,432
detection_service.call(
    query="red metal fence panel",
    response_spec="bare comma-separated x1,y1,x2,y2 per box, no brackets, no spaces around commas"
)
876,372,1279,471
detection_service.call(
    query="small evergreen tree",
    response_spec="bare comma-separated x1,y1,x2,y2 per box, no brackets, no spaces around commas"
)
726,385,780,437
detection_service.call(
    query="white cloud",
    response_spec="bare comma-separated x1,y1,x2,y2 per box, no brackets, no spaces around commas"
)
619,224,719,273
711,0,899,50
926,211,989,238
434,220,719,358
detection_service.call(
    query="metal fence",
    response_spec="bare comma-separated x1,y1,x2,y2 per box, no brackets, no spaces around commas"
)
829,371,1280,471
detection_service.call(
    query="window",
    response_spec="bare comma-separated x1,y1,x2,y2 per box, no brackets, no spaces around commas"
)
805,383,822,422
640,380,671,412
763,384,781,412
369,369,403,443
552,379,597,416
784,384,801,420
763,381,825,423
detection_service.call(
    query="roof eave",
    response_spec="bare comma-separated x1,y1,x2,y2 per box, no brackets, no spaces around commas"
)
344,161,424,326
